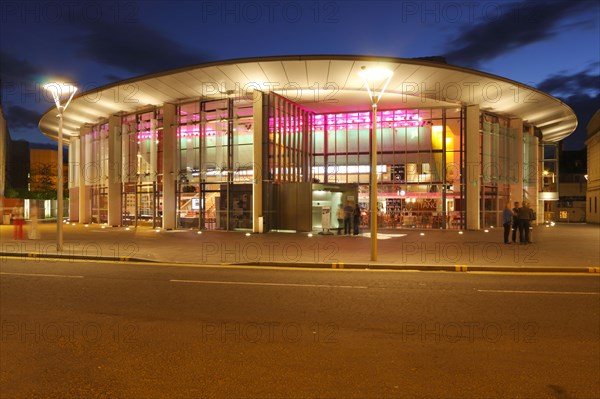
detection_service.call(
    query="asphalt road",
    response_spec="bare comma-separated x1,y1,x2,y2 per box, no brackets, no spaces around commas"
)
1,258,599,399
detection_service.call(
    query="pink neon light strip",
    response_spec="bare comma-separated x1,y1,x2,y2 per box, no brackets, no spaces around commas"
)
138,110,424,140
314,110,424,128
137,126,217,140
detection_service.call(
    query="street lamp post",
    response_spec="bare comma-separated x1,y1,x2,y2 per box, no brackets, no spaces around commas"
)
358,66,393,262
44,83,78,252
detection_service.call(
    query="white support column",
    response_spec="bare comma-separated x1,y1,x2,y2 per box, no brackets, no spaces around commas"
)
79,126,91,224
121,123,131,185
162,103,177,230
252,91,264,233
108,115,122,226
465,105,480,230
68,137,80,221
150,119,158,178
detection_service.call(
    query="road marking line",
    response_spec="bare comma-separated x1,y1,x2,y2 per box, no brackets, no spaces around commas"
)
0,272,84,279
477,289,600,295
170,279,367,289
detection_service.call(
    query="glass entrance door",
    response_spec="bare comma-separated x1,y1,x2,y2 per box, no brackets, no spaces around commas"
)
122,183,136,226
200,183,219,230
137,183,154,227
128,182,162,228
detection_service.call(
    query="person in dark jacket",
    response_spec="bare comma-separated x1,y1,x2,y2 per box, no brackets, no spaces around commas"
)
511,201,520,243
352,204,361,235
517,201,532,244
502,203,513,244
343,201,353,235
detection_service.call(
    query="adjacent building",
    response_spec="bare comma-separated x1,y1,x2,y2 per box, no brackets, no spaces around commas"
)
38,55,577,232
586,109,600,223
0,104,6,200
556,149,587,223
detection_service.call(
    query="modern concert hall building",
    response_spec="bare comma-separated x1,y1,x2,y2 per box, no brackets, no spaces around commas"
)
39,55,577,232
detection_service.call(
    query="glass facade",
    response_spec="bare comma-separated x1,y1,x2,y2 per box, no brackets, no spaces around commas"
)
267,93,313,183
480,113,518,227
89,123,108,224
541,142,559,222
74,92,539,232
313,108,464,229
263,93,315,231
121,109,164,227
176,97,254,230
523,127,540,213
542,144,559,193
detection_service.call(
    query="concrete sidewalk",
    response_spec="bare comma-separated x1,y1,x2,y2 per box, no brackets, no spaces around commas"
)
1,222,599,273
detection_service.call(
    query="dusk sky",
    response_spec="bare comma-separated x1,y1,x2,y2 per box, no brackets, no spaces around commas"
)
1,0,598,150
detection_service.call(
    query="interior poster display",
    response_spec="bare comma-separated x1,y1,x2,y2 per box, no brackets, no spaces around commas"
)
392,164,405,182
321,206,331,231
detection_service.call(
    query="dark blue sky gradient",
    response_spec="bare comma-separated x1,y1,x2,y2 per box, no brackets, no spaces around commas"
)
1,0,598,149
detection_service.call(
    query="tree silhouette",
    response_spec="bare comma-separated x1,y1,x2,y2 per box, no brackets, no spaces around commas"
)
33,163,56,192
29,162,64,199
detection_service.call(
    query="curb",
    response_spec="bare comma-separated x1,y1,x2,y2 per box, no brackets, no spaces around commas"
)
0,252,157,263
2,252,599,274
233,261,600,274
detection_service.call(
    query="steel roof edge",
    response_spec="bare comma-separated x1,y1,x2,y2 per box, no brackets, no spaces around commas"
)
38,54,577,142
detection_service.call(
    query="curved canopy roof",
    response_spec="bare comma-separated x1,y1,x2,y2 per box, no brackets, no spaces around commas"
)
39,55,577,144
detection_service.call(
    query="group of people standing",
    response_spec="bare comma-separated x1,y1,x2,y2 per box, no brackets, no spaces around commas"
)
336,201,361,235
503,201,535,244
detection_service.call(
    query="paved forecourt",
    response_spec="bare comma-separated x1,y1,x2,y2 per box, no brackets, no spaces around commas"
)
1,222,599,273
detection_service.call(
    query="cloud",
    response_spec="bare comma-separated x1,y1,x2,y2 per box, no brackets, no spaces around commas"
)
536,64,600,97
538,64,600,150
5,105,41,129
443,0,592,67
72,19,209,75
0,50,44,83
531,64,600,150
560,92,600,150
